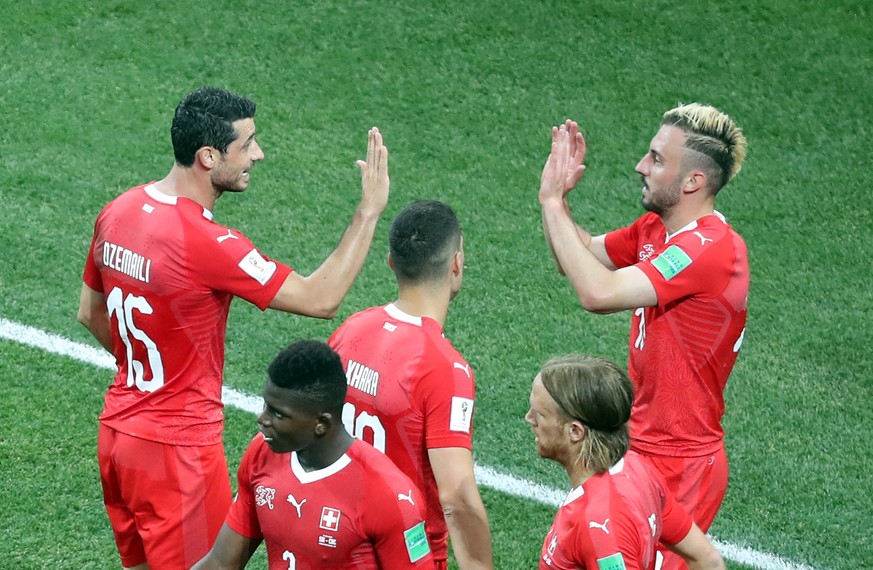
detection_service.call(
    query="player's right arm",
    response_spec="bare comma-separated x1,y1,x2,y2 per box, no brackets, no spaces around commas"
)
428,447,494,570
77,283,113,353
666,523,725,570
269,127,389,318
191,523,261,570
539,122,656,313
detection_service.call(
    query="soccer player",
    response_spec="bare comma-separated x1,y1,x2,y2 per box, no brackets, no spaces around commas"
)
328,201,493,570
526,355,725,570
193,340,434,569
537,104,748,570
77,87,390,570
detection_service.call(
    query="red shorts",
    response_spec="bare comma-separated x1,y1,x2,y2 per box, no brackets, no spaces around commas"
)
640,445,728,570
98,424,232,569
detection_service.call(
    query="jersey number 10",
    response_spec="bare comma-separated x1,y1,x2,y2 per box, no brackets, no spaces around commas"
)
342,402,387,453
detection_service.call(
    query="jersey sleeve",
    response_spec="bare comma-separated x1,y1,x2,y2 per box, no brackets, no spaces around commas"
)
364,459,434,569
633,226,732,308
655,481,693,546
414,356,475,450
225,438,265,540
82,229,104,292
187,224,293,311
604,218,645,269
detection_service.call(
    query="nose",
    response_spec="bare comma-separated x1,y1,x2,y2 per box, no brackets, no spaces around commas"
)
257,406,270,427
252,141,265,162
524,408,535,426
635,154,649,176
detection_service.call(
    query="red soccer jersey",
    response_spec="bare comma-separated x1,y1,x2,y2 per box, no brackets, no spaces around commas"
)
328,303,476,562
604,212,749,457
539,451,693,570
227,437,434,570
82,184,292,446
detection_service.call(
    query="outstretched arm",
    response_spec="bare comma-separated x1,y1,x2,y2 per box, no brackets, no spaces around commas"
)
539,122,656,313
667,523,725,570
269,127,389,318
191,523,261,570
429,447,493,570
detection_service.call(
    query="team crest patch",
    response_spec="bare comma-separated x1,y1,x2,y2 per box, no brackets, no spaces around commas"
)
597,552,627,570
403,521,430,562
449,397,474,433
650,245,692,281
238,248,278,286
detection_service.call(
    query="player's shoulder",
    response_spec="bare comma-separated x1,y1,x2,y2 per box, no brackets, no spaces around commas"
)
350,440,415,486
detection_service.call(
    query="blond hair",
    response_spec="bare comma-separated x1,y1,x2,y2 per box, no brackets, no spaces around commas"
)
662,103,748,192
540,355,633,473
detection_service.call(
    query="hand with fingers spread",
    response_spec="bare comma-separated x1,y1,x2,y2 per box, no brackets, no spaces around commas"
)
356,127,390,218
539,119,587,206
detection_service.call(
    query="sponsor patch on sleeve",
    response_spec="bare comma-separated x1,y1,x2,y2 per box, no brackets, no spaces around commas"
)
449,397,474,433
597,552,627,570
403,521,430,562
238,248,278,286
650,245,692,281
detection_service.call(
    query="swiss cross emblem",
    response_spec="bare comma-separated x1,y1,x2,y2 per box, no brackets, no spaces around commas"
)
319,507,342,531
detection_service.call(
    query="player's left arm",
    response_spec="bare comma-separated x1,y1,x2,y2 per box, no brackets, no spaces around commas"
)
77,283,113,353
191,523,261,570
429,447,494,570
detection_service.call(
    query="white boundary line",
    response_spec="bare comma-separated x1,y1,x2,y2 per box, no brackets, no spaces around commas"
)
0,317,817,570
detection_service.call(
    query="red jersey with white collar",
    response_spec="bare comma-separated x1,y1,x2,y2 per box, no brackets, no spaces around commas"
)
328,303,476,562
227,437,433,570
539,451,693,570
82,183,292,445
604,212,749,456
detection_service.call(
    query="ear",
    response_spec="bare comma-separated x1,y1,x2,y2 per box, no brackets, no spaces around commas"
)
196,147,217,170
683,170,708,195
387,252,394,271
567,420,586,444
314,412,332,436
451,250,463,277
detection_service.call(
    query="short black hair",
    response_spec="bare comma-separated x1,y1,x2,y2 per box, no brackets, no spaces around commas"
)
389,200,461,284
267,340,347,414
170,86,256,166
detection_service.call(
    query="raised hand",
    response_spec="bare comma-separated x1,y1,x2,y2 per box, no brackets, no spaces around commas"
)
539,120,586,205
356,127,390,217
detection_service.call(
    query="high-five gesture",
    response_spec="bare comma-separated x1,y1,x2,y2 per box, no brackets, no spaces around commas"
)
357,127,390,217
539,120,586,206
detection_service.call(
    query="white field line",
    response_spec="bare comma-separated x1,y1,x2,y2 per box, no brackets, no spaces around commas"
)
0,316,817,570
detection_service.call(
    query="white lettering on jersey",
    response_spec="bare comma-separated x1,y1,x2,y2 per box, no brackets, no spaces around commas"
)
648,513,657,537
633,307,646,350
141,203,155,214
588,518,610,534
449,397,474,433
639,243,656,261
237,248,277,286
318,535,338,548
345,359,380,396
102,241,152,283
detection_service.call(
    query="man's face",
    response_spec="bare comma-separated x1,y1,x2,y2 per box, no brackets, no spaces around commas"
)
257,381,320,455
635,125,688,216
211,118,265,193
524,374,571,462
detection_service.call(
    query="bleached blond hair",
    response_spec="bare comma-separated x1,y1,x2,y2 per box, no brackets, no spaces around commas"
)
662,103,748,192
